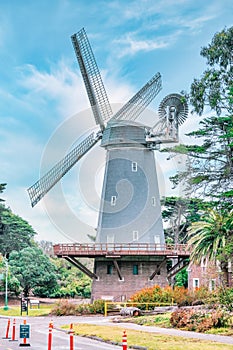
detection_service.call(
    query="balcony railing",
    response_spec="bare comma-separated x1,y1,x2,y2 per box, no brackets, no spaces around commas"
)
53,243,190,258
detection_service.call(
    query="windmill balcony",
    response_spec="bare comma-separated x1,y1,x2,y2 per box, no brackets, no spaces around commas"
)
53,243,190,258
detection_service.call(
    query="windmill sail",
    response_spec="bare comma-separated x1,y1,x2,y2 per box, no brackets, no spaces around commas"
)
71,28,113,128
112,72,162,122
27,132,101,207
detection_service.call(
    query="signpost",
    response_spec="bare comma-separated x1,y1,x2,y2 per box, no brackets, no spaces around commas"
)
21,297,29,316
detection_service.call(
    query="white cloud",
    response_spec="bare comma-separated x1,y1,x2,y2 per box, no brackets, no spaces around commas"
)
17,61,136,120
107,0,221,59
17,61,88,118
104,80,134,109
115,34,169,57
108,0,217,31
174,14,217,33
108,0,187,22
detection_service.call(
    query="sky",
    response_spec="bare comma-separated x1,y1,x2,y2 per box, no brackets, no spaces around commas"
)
0,0,232,244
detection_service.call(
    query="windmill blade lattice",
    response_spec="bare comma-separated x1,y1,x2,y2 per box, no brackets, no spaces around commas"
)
27,132,101,207
112,72,162,122
71,28,113,128
158,93,188,125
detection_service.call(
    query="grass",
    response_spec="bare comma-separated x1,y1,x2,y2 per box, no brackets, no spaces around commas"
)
123,314,171,327
64,323,233,350
0,304,52,317
206,328,233,336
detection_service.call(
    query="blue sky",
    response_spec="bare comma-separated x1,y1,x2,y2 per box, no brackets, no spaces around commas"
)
0,0,232,243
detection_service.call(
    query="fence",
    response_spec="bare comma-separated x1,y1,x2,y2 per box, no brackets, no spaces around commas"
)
104,300,174,316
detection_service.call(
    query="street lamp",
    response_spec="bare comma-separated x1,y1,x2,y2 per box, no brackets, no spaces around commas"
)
3,258,9,310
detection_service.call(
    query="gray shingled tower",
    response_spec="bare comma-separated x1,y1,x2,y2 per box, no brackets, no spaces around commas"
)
96,119,165,246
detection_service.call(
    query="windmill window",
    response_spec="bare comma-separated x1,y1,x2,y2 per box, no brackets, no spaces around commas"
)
132,162,137,172
133,264,139,275
107,234,114,244
133,230,138,241
152,197,156,206
111,196,117,206
107,264,113,275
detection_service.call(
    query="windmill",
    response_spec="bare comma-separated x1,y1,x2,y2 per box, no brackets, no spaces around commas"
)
28,28,188,300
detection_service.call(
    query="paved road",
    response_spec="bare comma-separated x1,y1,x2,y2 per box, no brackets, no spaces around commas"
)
0,316,122,350
1,315,233,349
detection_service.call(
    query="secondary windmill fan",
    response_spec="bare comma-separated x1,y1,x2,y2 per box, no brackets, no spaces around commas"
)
28,28,188,245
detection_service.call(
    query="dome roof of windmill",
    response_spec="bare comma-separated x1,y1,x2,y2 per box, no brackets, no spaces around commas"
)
101,120,147,148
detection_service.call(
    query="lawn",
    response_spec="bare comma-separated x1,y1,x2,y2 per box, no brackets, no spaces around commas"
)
0,304,52,317
68,323,233,350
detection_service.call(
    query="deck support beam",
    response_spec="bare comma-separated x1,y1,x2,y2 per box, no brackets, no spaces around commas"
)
64,256,99,280
149,258,166,280
113,260,123,280
167,258,189,279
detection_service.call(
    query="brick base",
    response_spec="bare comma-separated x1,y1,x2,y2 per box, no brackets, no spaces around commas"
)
91,256,168,301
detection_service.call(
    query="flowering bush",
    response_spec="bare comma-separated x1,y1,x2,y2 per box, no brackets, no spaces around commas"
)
130,285,173,305
170,308,198,330
52,300,77,316
130,285,210,307
170,308,231,332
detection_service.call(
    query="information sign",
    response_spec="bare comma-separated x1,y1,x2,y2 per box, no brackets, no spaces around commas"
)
20,324,30,339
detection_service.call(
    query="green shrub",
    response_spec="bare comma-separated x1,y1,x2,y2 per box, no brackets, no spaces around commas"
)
218,287,233,311
75,304,90,315
51,299,105,316
91,299,105,314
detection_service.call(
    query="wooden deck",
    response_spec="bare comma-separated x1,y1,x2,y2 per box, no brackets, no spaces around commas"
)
53,243,190,258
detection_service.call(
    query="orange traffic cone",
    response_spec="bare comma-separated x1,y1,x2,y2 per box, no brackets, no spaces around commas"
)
122,330,127,350
69,323,74,350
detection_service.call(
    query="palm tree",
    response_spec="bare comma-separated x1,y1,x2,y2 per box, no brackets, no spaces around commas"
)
187,209,233,286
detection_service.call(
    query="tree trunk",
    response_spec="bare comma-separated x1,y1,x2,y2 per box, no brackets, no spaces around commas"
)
220,262,230,287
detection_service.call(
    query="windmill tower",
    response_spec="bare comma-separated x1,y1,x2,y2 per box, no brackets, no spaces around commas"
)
28,28,189,301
